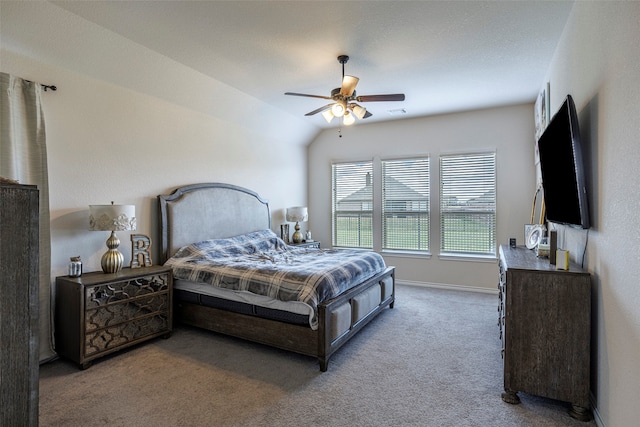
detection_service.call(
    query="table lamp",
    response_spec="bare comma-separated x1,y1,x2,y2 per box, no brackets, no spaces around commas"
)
286,206,308,244
89,202,136,273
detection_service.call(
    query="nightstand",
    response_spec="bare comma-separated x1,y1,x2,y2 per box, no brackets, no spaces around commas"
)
290,241,321,249
55,266,173,369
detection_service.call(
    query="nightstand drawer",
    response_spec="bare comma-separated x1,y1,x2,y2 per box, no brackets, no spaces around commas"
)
85,274,170,308
85,292,170,331
84,314,170,357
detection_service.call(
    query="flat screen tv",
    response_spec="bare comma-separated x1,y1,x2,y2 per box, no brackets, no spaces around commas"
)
537,94,590,229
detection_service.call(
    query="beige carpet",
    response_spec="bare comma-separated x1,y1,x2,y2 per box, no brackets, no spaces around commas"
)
39,285,596,426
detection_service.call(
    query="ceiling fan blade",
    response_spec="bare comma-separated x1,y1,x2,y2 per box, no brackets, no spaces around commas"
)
340,75,359,96
285,92,332,100
305,103,334,116
363,110,373,118
356,94,405,102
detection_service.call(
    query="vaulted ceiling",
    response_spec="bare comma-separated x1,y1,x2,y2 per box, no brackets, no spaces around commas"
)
2,1,574,143
50,1,573,124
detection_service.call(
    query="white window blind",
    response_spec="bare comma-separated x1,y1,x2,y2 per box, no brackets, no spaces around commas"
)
382,158,430,252
440,152,496,255
332,161,373,248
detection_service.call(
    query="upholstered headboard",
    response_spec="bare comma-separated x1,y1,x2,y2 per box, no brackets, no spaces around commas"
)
158,183,270,262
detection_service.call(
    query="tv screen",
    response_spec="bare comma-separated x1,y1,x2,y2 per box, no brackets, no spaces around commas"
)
537,95,590,229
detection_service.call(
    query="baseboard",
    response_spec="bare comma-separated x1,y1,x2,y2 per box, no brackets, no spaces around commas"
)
396,279,497,295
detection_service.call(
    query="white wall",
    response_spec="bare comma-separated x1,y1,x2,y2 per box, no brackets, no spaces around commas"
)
308,104,536,290
544,3,640,426
1,5,314,287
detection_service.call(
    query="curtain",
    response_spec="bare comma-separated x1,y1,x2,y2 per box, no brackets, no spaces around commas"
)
1,72,55,362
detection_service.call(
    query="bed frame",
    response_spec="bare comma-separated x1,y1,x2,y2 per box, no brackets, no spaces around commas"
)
158,182,395,371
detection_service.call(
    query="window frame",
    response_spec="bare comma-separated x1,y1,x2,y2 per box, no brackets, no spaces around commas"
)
381,156,430,254
439,150,497,258
331,160,374,249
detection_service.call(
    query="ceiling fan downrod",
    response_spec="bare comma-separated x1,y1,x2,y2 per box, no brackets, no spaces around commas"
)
337,55,349,78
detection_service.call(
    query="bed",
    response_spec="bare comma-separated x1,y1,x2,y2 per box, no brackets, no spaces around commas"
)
158,182,395,371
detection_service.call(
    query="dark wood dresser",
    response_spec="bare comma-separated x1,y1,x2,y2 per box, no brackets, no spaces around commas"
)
1,183,39,427
498,245,591,421
55,266,173,369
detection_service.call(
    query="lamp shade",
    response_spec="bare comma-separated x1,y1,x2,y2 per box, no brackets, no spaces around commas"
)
89,204,136,231
286,206,308,223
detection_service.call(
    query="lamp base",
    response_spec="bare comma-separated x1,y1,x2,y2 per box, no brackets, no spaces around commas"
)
101,231,124,273
292,222,303,244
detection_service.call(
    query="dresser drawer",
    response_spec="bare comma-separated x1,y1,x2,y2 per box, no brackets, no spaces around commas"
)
84,313,170,357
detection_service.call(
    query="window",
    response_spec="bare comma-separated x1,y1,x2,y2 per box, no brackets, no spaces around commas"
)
382,158,430,252
440,152,496,256
332,161,373,248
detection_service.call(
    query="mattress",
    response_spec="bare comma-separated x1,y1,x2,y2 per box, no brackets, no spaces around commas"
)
173,278,314,327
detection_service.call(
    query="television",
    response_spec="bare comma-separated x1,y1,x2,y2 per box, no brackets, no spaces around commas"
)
537,94,590,229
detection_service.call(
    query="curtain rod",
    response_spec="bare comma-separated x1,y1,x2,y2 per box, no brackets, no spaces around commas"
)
25,80,57,92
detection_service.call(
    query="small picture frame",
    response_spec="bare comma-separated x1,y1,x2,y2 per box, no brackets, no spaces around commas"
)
534,82,550,186
280,224,290,244
525,224,545,250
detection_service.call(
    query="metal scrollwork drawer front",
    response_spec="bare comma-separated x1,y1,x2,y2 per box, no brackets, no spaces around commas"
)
499,261,506,286
82,272,171,358
84,314,169,357
85,273,170,308
85,293,169,332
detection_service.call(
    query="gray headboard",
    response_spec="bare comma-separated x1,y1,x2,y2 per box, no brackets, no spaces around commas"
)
158,183,270,262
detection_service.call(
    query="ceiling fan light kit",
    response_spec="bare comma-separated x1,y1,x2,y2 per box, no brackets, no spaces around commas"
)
322,109,334,124
351,104,367,119
331,102,346,117
285,55,405,126
343,111,355,125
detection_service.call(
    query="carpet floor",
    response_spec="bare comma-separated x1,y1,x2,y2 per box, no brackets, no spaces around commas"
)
39,285,596,426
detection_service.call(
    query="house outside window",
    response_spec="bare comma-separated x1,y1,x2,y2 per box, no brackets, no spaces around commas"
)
439,151,496,256
332,161,373,248
382,157,430,252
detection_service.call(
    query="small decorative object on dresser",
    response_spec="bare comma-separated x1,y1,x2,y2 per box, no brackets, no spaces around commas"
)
68,256,82,277
55,266,172,369
130,234,152,268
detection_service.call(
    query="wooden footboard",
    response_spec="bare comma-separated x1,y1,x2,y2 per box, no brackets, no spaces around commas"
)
175,267,395,371
317,266,395,371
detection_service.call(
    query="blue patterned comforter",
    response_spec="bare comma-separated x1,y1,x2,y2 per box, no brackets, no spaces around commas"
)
164,229,386,327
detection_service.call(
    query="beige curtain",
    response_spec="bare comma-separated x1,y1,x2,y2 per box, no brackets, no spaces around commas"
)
1,72,55,362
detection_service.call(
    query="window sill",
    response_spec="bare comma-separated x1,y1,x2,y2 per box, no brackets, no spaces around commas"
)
438,252,497,263
381,250,431,260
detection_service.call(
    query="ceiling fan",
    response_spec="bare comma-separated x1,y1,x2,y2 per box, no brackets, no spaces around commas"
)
285,55,405,125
